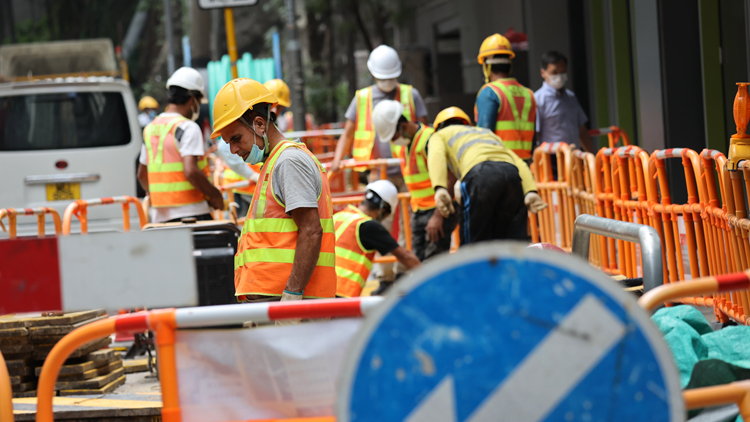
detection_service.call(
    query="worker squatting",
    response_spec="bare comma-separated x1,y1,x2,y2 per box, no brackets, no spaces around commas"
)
139,35,594,323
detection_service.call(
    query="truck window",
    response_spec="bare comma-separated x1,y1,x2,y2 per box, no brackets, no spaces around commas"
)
0,91,131,151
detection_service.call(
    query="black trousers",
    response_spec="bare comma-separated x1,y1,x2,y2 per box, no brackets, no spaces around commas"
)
411,207,459,261
459,161,526,245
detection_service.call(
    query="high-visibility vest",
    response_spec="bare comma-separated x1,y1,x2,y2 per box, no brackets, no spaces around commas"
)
352,84,416,168
223,163,262,195
234,140,336,299
334,205,377,297
475,78,536,159
143,115,210,208
391,124,436,211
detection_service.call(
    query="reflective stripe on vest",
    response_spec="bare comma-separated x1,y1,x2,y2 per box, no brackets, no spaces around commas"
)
223,163,261,195
235,140,336,299
143,115,210,207
353,84,417,166
485,79,536,159
334,205,376,297
393,125,436,211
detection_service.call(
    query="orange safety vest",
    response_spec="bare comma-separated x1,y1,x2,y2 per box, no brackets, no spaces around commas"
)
352,84,416,168
334,205,377,297
474,78,536,159
143,115,210,207
391,124,436,211
223,163,262,195
234,140,336,299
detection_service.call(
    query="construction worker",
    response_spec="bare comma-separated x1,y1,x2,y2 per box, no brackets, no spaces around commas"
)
474,34,537,162
137,67,223,223
263,79,293,132
137,96,159,128
428,107,548,244
334,180,421,297
215,141,261,217
211,78,335,314
372,100,458,261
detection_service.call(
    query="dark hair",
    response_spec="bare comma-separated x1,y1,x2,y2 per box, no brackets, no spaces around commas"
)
437,118,468,130
362,192,392,216
168,86,203,105
398,115,408,124
541,51,567,70
489,54,512,75
240,104,277,124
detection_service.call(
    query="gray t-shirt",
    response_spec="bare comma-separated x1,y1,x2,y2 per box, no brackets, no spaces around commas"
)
345,85,428,174
271,145,322,214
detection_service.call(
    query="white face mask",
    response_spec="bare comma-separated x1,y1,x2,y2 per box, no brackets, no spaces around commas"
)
547,73,568,90
392,136,409,147
376,78,398,93
190,97,200,122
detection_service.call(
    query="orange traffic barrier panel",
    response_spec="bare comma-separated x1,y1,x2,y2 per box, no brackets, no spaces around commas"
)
531,142,576,250
593,147,622,275
62,196,147,235
0,207,61,239
683,380,750,419
568,149,601,264
0,351,12,422
588,126,630,148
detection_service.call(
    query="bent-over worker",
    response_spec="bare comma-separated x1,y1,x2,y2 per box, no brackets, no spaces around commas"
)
428,107,548,244
372,100,458,261
334,180,420,297
138,67,223,223
211,78,336,321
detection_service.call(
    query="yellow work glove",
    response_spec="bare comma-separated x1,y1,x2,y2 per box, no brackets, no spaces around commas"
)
275,290,303,326
454,180,462,206
525,192,548,214
434,188,455,218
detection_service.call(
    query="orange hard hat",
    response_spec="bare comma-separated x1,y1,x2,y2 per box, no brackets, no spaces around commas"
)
477,33,515,64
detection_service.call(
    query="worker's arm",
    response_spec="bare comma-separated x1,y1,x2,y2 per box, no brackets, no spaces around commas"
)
182,155,224,210
216,141,258,181
417,116,428,124
137,163,149,193
579,125,594,153
391,246,421,269
475,86,500,130
284,207,323,293
331,119,356,173
427,132,449,190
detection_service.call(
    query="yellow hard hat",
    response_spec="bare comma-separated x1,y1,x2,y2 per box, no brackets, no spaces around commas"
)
263,79,291,107
211,78,278,139
477,34,515,64
138,96,158,111
433,107,471,128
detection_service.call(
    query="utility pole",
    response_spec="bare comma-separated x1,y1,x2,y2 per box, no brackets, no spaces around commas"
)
163,0,176,74
285,0,307,131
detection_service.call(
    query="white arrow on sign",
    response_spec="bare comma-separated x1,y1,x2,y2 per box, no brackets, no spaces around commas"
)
405,294,626,422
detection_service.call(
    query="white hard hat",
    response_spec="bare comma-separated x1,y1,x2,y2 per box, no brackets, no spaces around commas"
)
166,67,206,98
373,100,404,143
365,180,399,212
367,45,402,80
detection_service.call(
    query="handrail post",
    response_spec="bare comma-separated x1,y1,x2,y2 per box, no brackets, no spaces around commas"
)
572,214,663,292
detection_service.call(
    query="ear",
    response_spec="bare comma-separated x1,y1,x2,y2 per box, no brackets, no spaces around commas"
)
253,114,267,132
540,68,546,79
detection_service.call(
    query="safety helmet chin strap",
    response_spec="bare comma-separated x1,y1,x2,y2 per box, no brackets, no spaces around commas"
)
238,105,273,154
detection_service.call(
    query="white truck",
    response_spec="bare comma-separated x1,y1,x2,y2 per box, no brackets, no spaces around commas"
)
0,39,142,237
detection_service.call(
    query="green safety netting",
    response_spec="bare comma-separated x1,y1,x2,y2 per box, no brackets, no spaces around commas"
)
207,53,275,126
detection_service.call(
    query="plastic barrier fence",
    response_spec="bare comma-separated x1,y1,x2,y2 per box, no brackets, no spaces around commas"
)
62,196,147,235
589,126,630,148
0,207,61,239
531,142,575,250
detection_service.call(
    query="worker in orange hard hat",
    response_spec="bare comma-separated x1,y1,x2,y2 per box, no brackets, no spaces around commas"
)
211,78,336,320
474,33,537,162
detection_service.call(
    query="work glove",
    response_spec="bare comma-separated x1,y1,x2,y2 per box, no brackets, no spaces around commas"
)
434,188,455,218
454,180,462,206
275,291,303,326
524,192,548,214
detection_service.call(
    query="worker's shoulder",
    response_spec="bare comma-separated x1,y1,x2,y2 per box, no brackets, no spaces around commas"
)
277,144,318,169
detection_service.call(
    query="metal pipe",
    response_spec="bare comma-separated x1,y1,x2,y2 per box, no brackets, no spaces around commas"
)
572,214,663,292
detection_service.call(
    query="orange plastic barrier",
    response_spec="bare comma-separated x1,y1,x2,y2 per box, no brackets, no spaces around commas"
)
0,350,11,422
62,196,147,235
0,207,61,239
569,149,601,265
589,126,630,148
531,142,576,250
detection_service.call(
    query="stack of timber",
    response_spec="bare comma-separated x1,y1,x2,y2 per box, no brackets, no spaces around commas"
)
0,309,124,397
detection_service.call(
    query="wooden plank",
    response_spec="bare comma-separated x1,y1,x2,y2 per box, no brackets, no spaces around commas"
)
0,352,31,360
66,348,117,365
28,315,108,336
5,357,31,370
5,309,106,327
12,389,40,399
38,349,118,376
0,336,29,346
9,375,34,385
123,357,156,374
0,316,27,330
0,343,33,354
28,334,65,344
57,359,123,381
0,327,28,337
54,367,124,390
32,337,111,360
11,380,36,392
8,366,34,376
57,374,126,396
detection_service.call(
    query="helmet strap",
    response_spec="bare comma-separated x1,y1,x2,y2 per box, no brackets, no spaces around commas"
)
482,63,491,83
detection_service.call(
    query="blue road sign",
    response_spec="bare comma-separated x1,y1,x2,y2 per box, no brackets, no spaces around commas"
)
337,242,682,422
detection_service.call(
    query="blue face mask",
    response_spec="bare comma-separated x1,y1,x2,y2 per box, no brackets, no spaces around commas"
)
148,110,157,119
242,113,270,165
